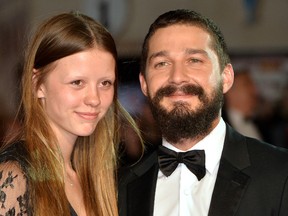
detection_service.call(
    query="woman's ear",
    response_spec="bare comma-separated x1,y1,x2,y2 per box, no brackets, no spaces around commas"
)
33,68,45,99
222,64,234,94
32,68,38,82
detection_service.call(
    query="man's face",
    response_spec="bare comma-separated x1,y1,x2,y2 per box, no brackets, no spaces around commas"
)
139,24,233,144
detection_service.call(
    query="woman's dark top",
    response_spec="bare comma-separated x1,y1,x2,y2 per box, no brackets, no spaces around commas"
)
0,142,77,216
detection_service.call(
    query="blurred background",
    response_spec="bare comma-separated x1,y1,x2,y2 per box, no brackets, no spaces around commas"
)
1,0,287,162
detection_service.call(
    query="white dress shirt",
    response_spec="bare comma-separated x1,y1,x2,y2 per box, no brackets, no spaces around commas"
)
154,118,226,216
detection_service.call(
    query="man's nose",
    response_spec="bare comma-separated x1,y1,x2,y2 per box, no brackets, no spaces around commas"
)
168,63,189,85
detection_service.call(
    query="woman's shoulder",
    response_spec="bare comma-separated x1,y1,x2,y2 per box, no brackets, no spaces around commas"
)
0,141,29,215
0,141,28,171
0,141,27,159
0,154,29,215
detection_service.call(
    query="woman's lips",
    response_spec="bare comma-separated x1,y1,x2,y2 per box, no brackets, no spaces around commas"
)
76,112,99,120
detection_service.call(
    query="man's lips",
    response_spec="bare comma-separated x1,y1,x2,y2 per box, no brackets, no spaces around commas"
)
76,112,99,120
162,91,200,104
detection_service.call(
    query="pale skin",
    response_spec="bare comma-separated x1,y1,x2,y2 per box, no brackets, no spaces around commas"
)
35,48,115,215
139,24,234,151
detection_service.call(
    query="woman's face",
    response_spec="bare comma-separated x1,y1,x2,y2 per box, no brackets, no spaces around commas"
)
36,48,115,144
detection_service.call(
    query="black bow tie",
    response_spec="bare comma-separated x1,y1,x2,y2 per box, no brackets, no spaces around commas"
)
158,145,206,180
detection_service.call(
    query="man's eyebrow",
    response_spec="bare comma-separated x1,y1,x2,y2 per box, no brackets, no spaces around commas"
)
148,50,168,62
185,48,208,56
148,48,209,63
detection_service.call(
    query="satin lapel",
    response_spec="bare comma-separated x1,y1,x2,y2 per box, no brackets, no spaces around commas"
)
208,124,251,216
127,151,159,216
208,159,250,216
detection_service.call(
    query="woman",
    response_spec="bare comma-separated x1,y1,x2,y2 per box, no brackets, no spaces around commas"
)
0,12,141,215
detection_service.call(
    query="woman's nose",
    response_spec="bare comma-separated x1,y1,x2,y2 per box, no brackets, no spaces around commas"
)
84,87,100,107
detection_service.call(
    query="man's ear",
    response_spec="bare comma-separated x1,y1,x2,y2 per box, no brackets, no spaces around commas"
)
222,64,234,94
33,69,46,99
139,72,148,96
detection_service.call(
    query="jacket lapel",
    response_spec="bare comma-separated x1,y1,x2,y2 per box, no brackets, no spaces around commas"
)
125,150,159,216
208,124,251,216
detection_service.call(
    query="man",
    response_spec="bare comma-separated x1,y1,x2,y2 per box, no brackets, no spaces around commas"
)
118,9,288,216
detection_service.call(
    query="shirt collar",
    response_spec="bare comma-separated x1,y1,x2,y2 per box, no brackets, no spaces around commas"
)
163,118,226,175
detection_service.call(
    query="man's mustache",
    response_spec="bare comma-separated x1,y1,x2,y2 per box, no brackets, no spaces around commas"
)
154,84,204,101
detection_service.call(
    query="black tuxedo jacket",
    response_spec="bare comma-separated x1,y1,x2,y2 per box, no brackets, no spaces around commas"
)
118,124,288,216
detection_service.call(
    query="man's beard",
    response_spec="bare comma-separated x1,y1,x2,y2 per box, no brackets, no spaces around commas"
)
147,82,224,144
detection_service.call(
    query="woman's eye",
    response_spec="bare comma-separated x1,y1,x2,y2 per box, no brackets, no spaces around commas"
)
71,80,83,86
101,80,113,87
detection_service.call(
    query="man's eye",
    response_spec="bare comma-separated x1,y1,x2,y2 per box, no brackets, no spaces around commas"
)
189,58,202,63
155,62,168,68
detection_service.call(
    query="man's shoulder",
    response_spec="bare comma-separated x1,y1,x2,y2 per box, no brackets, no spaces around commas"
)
224,124,288,173
246,137,288,166
226,123,288,157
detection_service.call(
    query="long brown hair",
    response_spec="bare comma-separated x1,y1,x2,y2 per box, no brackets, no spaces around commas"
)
3,12,140,216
